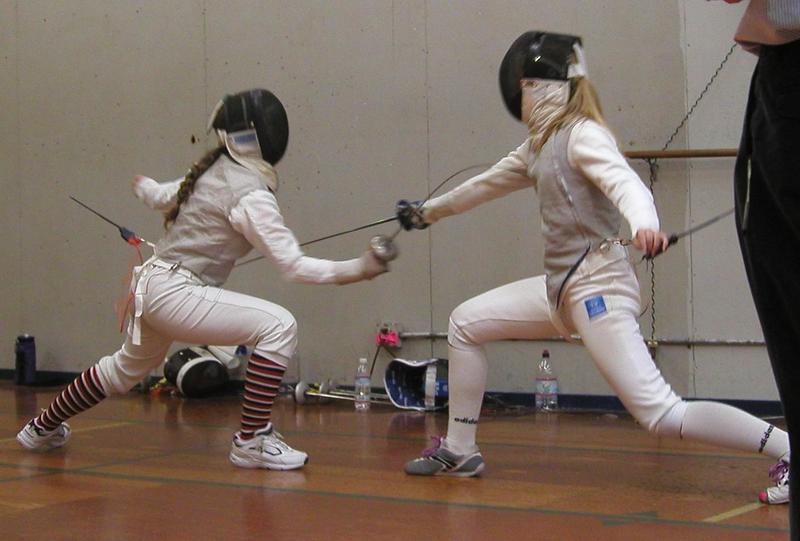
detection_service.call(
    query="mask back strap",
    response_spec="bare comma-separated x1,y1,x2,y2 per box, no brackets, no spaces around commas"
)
567,43,588,79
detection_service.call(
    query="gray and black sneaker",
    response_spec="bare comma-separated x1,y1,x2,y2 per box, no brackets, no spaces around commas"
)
404,436,484,477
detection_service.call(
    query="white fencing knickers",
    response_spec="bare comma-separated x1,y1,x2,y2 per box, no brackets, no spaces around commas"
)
444,246,788,461
444,247,676,452
446,247,683,443
95,260,297,395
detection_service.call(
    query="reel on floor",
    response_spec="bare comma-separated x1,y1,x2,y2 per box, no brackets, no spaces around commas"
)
292,379,391,406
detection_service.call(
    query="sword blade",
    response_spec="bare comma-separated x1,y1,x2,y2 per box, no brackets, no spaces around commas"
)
235,163,493,269
70,196,126,231
70,195,152,247
299,215,396,247
235,214,397,268
672,207,734,242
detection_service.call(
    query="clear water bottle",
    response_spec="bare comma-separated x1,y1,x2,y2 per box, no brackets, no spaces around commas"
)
535,349,558,411
354,357,371,411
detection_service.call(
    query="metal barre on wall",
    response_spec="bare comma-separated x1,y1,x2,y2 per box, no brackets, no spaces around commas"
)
624,148,737,160
398,332,765,347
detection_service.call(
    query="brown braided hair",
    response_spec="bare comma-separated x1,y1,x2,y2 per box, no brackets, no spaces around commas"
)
163,146,226,228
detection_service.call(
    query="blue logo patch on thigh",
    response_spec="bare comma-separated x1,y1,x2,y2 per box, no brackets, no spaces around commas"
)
584,296,607,320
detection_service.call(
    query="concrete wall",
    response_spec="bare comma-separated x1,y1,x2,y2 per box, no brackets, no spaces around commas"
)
1,1,776,401
1,2,21,377
682,0,772,399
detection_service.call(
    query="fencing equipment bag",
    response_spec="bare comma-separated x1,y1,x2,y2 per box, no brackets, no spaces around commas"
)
164,346,229,398
205,345,245,374
383,358,448,411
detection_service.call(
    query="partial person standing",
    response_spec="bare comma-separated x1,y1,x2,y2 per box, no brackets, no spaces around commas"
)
724,0,800,526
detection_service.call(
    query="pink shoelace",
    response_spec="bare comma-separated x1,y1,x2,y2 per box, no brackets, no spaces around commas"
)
422,436,444,457
769,460,789,484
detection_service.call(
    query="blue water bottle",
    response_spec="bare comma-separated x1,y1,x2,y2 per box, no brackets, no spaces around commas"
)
15,334,37,386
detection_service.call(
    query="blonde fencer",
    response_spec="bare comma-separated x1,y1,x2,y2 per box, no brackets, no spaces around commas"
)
397,31,789,505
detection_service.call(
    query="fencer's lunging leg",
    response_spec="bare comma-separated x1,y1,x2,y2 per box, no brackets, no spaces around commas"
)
568,289,789,459
445,337,489,455
680,402,788,458
143,275,299,438
445,276,559,454
229,337,307,470
17,321,171,451
649,397,789,505
141,273,306,469
405,277,562,476
32,366,107,431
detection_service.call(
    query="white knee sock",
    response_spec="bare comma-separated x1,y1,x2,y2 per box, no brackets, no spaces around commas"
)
677,401,789,459
444,342,488,455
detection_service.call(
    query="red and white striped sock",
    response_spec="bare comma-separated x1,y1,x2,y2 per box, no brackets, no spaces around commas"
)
239,353,286,440
34,366,107,432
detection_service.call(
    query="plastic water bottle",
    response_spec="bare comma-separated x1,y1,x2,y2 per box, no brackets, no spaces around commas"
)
535,349,558,411
354,357,371,411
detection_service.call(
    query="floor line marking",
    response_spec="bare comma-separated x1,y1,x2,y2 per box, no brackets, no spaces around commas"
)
0,421,132,445
0,499,43,510
703,502,764,523
55,469,787,534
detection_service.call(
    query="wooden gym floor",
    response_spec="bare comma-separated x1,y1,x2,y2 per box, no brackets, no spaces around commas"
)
0,381,789,540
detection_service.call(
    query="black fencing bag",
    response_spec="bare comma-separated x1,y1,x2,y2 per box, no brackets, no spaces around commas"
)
164,346,229,398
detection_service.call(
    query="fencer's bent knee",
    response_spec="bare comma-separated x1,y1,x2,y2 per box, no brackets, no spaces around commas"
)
643,400,688,438
448,311,472,349
252,308,297,366
96,350,166,395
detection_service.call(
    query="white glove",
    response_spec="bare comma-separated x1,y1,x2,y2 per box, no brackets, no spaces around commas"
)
358,249,389,280
132,175,182,210
334,250,389,285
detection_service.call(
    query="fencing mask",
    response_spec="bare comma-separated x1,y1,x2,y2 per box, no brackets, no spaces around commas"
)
207,89,289,191
383,358,448,412
499,31,586,122
164,346,229,398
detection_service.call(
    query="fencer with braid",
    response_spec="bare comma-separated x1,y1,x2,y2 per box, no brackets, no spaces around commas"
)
398,32,790,504
16,89,388,470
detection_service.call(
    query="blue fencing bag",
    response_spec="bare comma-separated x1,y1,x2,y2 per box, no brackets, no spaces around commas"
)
383,357,448,411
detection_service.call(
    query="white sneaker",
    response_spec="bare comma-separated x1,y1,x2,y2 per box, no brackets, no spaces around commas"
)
16,420,71,451
759,455,789,505
229,424,308,470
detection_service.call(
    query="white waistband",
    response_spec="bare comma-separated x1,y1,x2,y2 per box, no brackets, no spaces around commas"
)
148,258,201,281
